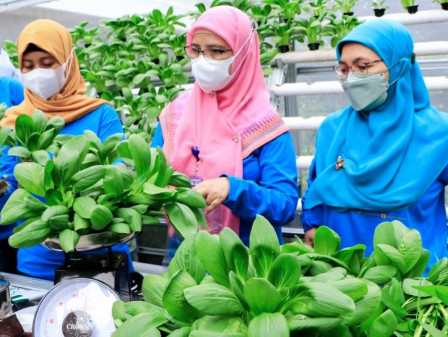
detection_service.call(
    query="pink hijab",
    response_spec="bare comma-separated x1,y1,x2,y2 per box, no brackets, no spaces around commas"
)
159,6,289,234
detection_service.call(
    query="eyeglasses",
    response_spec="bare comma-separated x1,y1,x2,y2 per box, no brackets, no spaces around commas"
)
333,59,383,80
184,46,232,63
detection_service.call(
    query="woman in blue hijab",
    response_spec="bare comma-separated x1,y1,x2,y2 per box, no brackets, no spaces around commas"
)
301,19,448,270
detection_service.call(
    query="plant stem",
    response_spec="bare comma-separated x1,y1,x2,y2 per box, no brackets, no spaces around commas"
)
437,303,448,319
414,304,434,337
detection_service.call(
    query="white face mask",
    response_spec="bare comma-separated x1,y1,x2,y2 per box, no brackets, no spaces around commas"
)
191,55,235,94
191,28,254,94
22,50,74,100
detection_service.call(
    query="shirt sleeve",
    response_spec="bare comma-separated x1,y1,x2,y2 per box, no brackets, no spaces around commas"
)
10,78,24,106
223,132,299,227
97,104,124,142
300,158,325,231
0,146,19,211
150,123,164,148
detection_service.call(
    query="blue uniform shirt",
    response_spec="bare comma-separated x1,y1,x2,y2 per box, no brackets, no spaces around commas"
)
302,159,448,271
152,124,299,246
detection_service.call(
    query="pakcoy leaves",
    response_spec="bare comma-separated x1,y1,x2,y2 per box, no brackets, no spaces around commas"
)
168,234,206,285
14,162,46,197
248,312,289,337
250,215,280,278
162,270,199,323
184,283,244,316
1,189,45,224
314,225,341,255
1,110,204,254
194,231,229,288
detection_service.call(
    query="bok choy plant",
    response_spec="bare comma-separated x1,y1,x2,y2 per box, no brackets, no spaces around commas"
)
112,217,448,337
112,215,383,336
0,110,206,253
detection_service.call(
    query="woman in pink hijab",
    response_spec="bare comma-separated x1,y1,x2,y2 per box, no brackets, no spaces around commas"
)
152,6,299,255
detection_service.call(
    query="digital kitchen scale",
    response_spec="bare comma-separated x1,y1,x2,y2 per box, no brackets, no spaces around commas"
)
32,277,120,337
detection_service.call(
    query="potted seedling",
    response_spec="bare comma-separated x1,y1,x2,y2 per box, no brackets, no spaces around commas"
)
70,22,102,48
433,0,448,10
401,0,419,14
333,0,359,16
145,7,186,34
303,0,330,18
249,2,272,28
263,0,305,22
371,0,390,17
268,19,301,53
295,16,325,51
323,13,362,48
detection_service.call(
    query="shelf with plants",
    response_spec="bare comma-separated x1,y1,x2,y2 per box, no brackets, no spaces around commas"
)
1,2,364,139
70,7,190,140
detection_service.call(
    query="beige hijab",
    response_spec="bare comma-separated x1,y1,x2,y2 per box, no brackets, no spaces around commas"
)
1,19,110,128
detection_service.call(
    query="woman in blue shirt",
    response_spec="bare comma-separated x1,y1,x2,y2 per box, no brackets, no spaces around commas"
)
0,19,133,280
301,19,448,270
153,6,299,251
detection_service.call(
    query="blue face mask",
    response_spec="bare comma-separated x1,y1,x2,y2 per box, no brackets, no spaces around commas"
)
342,72,389,111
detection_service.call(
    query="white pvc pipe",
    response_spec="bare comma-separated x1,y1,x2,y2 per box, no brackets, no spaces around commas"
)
274,41,448,64
271,76,448,96
361,9,448,25
284,116,325,130
297,156,314,169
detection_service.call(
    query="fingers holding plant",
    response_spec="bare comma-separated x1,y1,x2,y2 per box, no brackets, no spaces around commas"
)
193,177,230,214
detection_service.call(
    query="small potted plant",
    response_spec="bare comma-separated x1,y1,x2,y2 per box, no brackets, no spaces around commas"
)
269,19,302,53
433,0,448,10
401,0,419,14
372,0,390,17
295,16,325,51
323,14,361,48
332,0,359,16
303,0,330,19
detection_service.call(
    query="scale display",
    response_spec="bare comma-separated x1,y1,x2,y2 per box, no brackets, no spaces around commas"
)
33,278,120,337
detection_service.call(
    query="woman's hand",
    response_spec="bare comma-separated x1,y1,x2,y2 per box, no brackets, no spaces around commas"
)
304,227,318,248
193,177,230,214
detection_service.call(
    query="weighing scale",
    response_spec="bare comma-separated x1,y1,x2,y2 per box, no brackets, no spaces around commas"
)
26,231,143,337
42,231,138,302
32,277,120,337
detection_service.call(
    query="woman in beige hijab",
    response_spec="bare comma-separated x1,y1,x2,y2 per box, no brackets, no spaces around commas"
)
0,19,133,280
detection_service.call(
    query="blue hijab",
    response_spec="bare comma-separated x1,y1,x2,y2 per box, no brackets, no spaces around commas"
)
304,19,448,211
